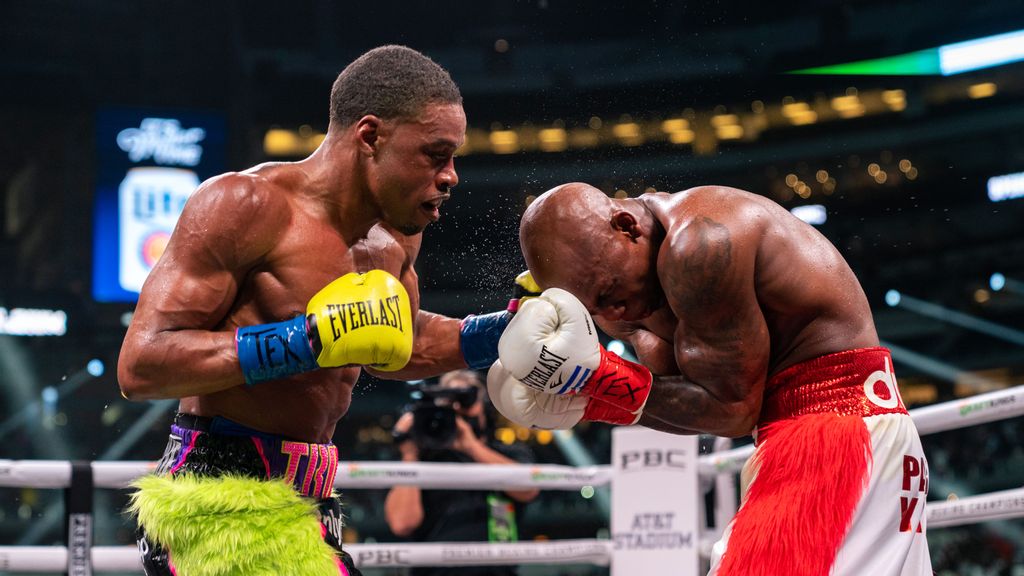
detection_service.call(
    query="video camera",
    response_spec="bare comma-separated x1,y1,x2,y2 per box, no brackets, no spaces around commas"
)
398,384,480,451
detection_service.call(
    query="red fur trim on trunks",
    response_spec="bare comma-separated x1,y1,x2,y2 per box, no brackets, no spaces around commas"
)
717,413,872,576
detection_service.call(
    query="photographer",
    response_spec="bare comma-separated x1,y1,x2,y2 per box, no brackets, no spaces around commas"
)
385,370,539,575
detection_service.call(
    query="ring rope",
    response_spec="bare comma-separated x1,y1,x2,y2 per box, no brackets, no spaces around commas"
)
0,540,614,572
926,486,1024,529
698,383,1024,476
1,385,1021,572
0,460,609,490
4,384,1021,490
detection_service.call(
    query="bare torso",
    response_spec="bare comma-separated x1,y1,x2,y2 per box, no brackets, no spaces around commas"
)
135,163,416,442
601,186,877,382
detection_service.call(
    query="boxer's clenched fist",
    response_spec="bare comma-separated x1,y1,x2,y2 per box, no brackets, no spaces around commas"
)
487,359,646,428
487,360,587,429
497,288,652,424
236,270,413,385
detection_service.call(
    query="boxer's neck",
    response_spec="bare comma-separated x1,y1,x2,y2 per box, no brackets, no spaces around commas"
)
299,136,380,244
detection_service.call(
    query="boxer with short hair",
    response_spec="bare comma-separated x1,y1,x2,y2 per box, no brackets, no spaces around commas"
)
490,182,932,575
119,46,516,576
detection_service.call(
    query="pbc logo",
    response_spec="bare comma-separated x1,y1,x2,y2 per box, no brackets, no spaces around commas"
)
356,550,411,566
620,449,689,472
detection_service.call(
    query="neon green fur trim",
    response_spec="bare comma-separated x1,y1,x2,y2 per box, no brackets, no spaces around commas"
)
128,474,341,576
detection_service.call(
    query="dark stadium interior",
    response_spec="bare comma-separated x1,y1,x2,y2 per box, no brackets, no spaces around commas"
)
2,1,1023,574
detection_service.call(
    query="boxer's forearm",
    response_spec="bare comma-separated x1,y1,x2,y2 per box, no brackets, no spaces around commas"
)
118,329,245,399
629,330,680,376
371,310,466,380
642,376,759,438
637,413,701,435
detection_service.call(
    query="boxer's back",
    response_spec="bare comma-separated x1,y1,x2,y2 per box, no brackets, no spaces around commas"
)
652,186,878,377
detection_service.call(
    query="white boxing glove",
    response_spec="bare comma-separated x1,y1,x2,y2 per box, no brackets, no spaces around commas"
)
487,360,588,429
497,288,602,394
497,288,653,425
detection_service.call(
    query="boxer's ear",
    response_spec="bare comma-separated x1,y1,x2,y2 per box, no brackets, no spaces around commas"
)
355,115,383,157
611,211,641,240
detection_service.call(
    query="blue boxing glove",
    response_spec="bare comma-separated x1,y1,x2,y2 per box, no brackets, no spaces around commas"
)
459,271,541,369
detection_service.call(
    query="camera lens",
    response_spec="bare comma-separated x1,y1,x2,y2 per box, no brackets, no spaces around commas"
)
454,386,479,407
411,404,457,450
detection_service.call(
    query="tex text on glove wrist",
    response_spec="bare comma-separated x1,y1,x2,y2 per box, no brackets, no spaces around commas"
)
236,270,414,385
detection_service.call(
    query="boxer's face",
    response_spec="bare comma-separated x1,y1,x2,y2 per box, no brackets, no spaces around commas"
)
531,223,662,322
371,103,466,235
588,238,662,322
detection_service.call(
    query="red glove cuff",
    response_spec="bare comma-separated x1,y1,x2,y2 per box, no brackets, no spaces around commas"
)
583,397,642,425
582,347,652,417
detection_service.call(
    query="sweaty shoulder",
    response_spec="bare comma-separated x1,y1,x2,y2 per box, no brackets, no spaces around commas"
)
674,185,777,220
349,224,422,276
658,186,773,256
651,186,778,315
178,170,293,266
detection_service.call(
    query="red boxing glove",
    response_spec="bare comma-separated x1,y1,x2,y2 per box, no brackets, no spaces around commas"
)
497,287,652,425
579,348,652,425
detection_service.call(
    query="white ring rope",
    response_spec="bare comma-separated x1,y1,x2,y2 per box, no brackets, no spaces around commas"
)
0,461,610,491
0,540,614,572
5,384,1021,489
926,487,1024,529
1,384,1021,572
698,383,1024,476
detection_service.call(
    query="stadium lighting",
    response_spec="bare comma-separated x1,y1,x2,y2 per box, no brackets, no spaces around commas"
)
885,290,902,307
939,29,1024,75
989,273,1024,295
790,205,827,226
790,28,1024,75
988,171,1024,202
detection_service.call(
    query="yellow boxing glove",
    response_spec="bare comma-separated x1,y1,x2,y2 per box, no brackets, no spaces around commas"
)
509,270,542,312
306,270,414,371
236,270,413,384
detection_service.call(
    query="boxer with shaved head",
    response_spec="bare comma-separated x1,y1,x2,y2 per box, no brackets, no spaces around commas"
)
490,182,932,575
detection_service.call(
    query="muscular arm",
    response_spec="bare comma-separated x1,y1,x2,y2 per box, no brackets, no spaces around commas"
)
640,213,770,438
384,310,467,379
117,175,285,399
596,318,679,376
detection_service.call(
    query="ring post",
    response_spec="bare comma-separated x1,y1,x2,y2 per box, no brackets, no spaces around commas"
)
611,427,699,576
64,461,93,576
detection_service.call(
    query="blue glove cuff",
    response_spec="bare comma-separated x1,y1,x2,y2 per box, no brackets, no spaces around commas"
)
459,311,511,370
236,315,318,386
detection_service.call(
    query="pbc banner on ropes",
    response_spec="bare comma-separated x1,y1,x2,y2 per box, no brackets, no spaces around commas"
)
611,427,699,576
92,108,225,302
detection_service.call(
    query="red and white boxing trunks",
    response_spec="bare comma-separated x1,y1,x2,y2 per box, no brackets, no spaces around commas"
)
708,347,932,576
